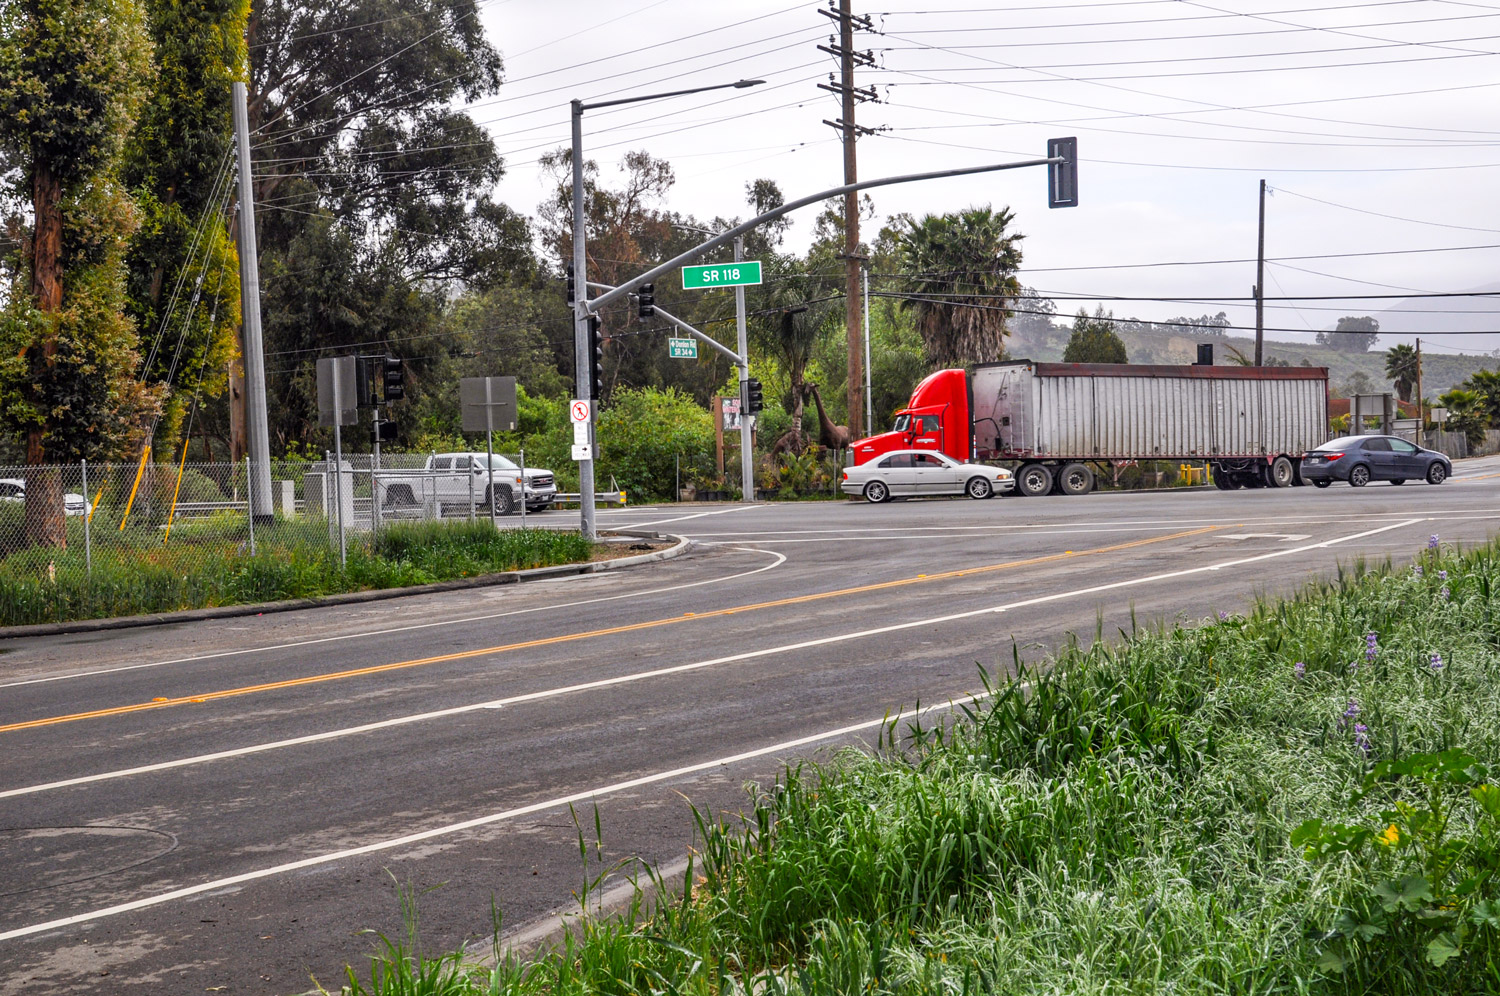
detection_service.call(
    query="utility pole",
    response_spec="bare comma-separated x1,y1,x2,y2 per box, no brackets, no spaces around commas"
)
232,82,273,520
862,265,873,437
734,236,754,499
1254,178,1266,367
1416,337,1425,447
820,0,877,441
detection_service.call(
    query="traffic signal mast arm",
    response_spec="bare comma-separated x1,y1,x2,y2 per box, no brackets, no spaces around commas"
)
585,156,1061,315
585,280,744,365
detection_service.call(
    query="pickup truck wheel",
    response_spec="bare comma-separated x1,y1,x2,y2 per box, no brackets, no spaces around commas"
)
1268,456,1295,488
1017,463,1052,497
1058,463,1093,496
485,485,516,515
965,476,992,500
864,480,890,504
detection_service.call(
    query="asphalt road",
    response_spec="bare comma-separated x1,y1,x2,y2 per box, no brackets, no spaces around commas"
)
3,457,1500,994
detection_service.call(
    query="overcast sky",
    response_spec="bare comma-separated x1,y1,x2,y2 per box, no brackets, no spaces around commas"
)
473,0,1500,353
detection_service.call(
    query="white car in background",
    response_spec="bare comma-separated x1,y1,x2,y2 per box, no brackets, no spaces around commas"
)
0,478,87,516
840,450,1015,503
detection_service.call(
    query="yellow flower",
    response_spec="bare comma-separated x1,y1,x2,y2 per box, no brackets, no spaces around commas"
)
1379,824,1401,847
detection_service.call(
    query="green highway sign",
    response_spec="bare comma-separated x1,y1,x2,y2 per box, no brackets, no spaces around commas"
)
668,337,698,359
682,260,762,290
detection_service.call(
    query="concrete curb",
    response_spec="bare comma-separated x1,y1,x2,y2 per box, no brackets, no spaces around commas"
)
0,531,690,641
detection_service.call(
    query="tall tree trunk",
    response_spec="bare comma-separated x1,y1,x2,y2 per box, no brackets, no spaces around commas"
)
27,158,66,549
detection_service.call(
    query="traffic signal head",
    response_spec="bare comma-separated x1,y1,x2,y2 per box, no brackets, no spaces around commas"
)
374,419,398,443
637,282,654,321
586,315,604,401
746,377,764,414
566,262,576,304
382,356,405,401
1047,136,1078,209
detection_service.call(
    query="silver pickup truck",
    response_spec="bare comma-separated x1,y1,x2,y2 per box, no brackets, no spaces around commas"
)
377,453,557,515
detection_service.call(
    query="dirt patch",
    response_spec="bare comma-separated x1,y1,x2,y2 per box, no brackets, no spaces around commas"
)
588,539,667,563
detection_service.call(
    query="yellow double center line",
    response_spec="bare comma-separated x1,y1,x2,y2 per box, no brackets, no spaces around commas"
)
2,524,1224,734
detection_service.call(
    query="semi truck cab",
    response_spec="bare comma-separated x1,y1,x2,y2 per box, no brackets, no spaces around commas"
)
851,368,970,466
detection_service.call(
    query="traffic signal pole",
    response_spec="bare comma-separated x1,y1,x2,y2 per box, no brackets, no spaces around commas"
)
569,98,596,541
734,236,753,500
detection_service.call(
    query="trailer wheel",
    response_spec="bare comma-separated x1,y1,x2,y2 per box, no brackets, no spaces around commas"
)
1268,456,1295,488
1017,463,1053,497
1058,463,1094,496
1211,465,1239,490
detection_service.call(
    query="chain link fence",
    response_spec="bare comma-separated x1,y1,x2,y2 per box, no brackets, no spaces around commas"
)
0,452,564,586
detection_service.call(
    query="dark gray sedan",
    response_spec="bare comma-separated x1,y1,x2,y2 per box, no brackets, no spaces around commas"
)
1300,435,1451,488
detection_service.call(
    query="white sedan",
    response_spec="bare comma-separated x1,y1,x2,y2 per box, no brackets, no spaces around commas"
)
841,450,1015,503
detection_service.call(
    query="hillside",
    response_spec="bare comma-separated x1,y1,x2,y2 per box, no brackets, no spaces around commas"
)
1008,323,1498,400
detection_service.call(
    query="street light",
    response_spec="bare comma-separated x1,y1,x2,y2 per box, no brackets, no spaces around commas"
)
571,79,766,541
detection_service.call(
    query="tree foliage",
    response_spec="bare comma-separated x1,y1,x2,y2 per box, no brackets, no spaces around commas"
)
1317,316,1380,353
1063,307,1129,364
0,0,160,545
1384,343,1419,402
892,206,1022,368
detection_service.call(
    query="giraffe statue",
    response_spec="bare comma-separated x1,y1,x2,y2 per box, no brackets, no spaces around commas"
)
807,383,853,450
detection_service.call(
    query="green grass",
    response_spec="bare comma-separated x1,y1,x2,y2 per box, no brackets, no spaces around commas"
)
339,536,1500,995
0,519,595,627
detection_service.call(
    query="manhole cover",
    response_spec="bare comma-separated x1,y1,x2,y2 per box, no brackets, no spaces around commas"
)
0,826,177,896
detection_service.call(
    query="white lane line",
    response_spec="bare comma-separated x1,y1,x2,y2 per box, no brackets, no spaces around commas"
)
621,504,761,529
0,518,1427,801
0,694,986,943
0,548,787,690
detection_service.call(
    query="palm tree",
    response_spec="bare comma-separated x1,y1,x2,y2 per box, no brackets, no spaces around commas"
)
1438,388,1487,447
1384,343,1419,402
1463,368,1500,426
748,253,837,452
893,206,1023,368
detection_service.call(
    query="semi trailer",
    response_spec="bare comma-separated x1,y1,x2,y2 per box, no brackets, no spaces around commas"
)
850,361,1329,496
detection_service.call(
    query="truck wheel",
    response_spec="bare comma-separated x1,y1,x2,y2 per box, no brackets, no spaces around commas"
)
1058,463,1093,496
965,476,992,500
1268,456,1295,488
1348,464,1371,488
864,480,890,504
486,485,516,515
1016,463,1052,497
1211,466,1240,490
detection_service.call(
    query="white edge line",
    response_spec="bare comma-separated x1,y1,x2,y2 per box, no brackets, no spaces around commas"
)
0,694,982,943
0,518,1427,802
620,503,760,529
0,548,788,690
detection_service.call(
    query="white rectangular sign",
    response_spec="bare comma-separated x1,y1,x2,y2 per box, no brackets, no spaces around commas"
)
569,399,591,424
572,422,589,446
571,443,593,461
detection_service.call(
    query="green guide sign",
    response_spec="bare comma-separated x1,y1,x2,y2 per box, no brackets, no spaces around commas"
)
668,338,698,359
681,261,762,290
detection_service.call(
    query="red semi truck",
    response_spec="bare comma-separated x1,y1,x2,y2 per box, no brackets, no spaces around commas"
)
850,360,1330,497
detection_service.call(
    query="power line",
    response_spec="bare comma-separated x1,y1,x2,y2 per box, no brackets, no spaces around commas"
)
1272,185,1500,233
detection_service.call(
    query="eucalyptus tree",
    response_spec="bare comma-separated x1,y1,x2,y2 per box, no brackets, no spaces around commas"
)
0,0,158,546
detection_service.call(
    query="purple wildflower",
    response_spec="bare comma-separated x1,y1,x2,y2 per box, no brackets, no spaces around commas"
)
1438,570,1449,582
1354,723,1372,756
1413,564,1424,577
1429,534,1441,550
1218,610,1229,622
1442,586,1451,602
1365,632,1379,663
1340,698,1361,730
1294,661,1306,680
1430,652,1444,671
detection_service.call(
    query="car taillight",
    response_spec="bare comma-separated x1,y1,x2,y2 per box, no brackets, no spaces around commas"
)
1325,452,1343,461
841,471,848,481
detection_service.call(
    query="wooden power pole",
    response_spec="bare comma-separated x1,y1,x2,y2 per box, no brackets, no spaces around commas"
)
819,0,877,437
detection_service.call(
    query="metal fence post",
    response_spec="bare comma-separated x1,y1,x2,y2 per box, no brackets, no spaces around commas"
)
81,458,92,574
468,465,476,522
519,448,527,530
245,455,256,556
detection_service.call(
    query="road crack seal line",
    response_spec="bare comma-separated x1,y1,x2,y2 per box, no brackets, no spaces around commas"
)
0,526,1225,735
